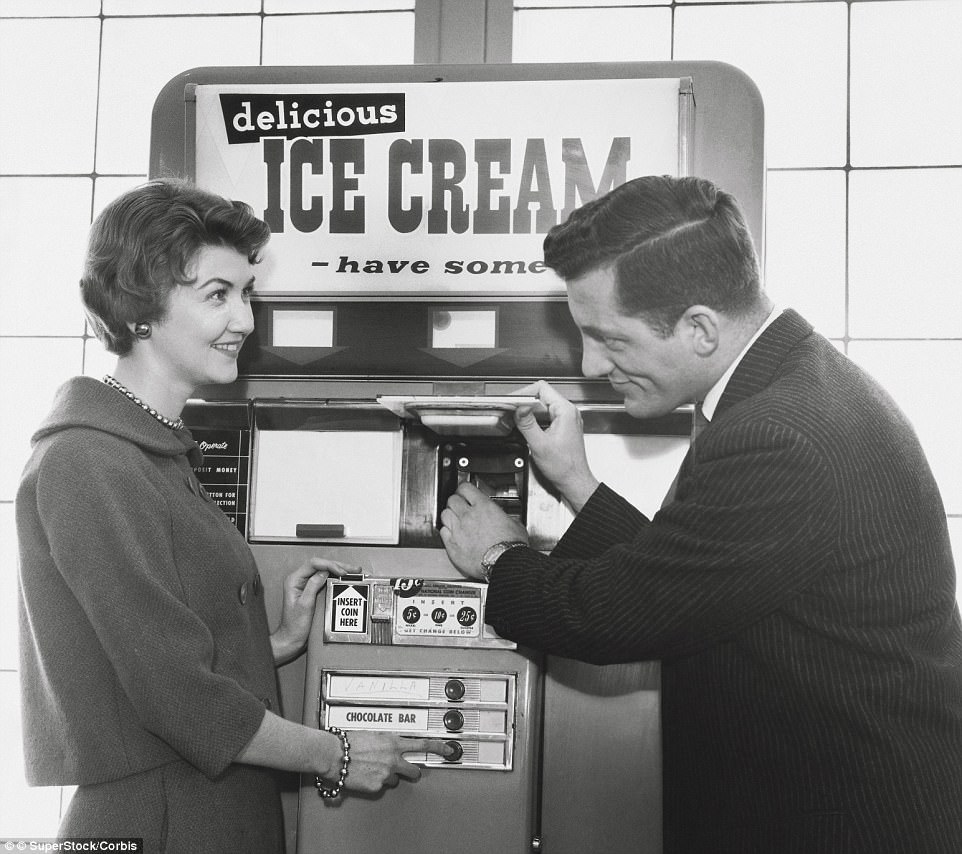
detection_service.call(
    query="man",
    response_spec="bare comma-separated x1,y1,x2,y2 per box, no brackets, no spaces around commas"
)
439,175,962,853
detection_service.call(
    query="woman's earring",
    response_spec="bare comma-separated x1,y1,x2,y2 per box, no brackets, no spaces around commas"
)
133,322,151,339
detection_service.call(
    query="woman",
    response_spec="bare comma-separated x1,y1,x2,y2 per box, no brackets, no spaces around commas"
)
16,180,450,852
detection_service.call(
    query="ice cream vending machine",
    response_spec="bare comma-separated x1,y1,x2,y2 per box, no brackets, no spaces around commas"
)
153,61,763,854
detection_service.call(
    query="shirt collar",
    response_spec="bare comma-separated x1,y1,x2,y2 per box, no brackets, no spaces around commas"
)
700,306,782,421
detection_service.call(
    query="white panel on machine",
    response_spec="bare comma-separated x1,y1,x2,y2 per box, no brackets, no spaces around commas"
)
250,429,402,543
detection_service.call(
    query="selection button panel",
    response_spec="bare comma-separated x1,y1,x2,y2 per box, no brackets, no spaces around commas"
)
320,669,516,770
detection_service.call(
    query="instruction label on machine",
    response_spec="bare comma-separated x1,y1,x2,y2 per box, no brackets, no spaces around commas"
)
330,582,369,633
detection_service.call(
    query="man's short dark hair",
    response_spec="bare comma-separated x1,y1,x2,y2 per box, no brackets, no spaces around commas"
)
81,179,271,355
543,175,762,336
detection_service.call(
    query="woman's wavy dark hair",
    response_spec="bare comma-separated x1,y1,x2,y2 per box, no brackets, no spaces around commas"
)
543,175,762,336
81,179,271,355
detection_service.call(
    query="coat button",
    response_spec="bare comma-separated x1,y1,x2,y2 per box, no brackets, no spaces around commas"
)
262,696,273,710
238,582,249,605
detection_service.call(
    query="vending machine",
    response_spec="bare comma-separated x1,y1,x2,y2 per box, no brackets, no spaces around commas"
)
154,60,763,854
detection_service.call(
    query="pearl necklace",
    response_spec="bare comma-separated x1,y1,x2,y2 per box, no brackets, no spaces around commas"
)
102,375,185,431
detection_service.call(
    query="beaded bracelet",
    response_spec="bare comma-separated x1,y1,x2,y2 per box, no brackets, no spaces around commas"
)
314,726,351,799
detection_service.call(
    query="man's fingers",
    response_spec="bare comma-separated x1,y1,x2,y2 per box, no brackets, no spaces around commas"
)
438,507,457,532
445,492,470,515
514,405,544,440
453,481,486,504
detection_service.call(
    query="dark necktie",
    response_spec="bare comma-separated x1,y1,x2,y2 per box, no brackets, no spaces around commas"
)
661,402,708,507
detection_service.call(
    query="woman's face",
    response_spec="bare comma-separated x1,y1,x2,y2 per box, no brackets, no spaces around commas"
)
148,245,256,390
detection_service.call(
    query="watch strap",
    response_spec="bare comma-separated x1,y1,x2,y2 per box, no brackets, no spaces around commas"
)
480,540,528,581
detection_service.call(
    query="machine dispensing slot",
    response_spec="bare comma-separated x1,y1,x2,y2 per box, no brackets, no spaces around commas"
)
375,395,537,532
437,438,528,526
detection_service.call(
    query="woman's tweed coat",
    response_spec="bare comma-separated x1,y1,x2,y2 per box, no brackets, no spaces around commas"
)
17,376,283,852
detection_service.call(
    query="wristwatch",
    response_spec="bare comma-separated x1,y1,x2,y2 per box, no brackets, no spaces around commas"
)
479,540,528,582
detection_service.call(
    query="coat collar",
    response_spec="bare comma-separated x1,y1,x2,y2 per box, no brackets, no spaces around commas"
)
33,376,202,466
714,308,814,417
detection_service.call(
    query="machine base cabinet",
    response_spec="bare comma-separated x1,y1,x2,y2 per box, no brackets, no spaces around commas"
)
542,659,662,854
296,577,543,854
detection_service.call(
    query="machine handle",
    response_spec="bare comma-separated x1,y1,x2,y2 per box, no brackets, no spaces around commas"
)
295,524,346,538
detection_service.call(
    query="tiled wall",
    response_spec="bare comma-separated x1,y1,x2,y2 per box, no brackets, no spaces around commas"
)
1,0,959,836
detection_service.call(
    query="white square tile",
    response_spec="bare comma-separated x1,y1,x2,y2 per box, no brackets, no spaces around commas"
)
513,8,671,63
266,0,413,10
262,11,414,65
525,0,669,6
0,177,92,337
0,0,99,16
0,19,100,173
104,0,261,12
849,168,962,338
674,2,848,168
764,169,847,338
93,175,149,219
0,505,18,671
851,0,962,166
0,337,84,502
847,340,962,515
96,16,261,174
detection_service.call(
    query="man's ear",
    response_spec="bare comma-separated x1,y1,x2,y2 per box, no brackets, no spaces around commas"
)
679,305,720,357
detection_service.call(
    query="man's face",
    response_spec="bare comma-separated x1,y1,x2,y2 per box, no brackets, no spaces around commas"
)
567,266,702,419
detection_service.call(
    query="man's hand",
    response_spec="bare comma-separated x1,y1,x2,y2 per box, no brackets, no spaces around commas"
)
513,380,600,513
439,482,528,580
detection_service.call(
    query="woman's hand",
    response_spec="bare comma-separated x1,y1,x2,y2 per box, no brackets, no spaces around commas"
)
319,730,455,793
271,558,355,665
236,710,452,790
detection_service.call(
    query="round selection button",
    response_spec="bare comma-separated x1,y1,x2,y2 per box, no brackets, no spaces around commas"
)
443,709,465,732
444,678,466,701
444,740,463,762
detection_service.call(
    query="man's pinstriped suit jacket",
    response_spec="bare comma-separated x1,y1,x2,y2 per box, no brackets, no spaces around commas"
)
487,309,962,853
